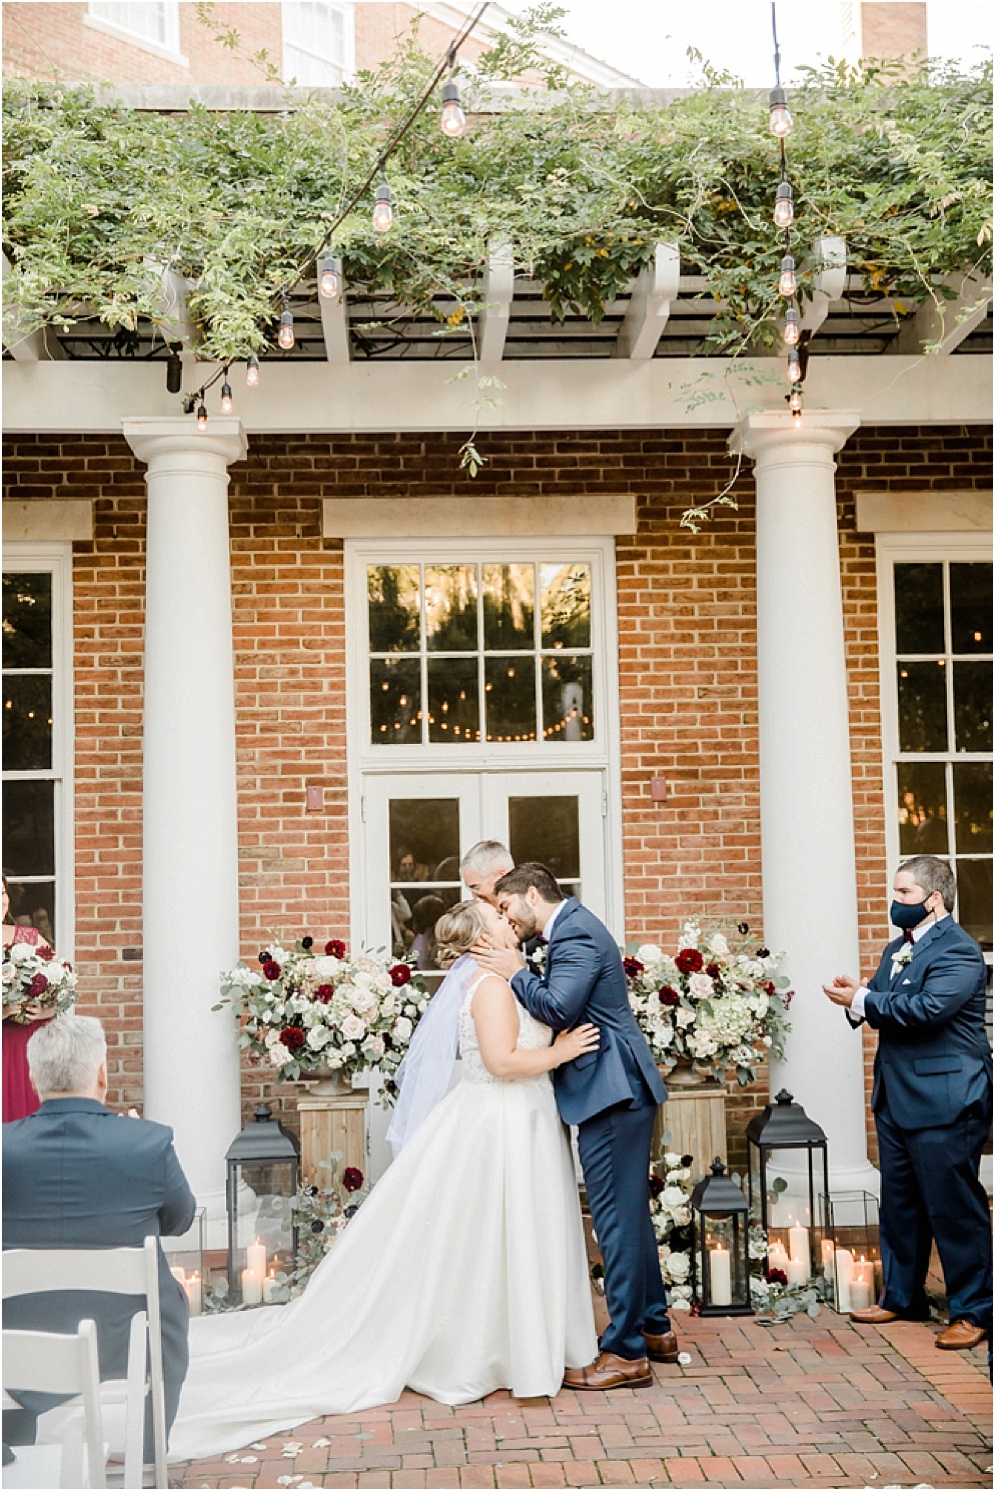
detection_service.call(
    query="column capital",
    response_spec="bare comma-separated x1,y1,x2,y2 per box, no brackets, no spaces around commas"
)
730,408,860,466
122,415,247,469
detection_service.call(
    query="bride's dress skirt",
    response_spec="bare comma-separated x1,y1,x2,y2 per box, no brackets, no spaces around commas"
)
170,1072,597,1461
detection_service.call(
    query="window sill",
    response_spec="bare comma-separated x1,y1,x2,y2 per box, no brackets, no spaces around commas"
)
84,14,189,69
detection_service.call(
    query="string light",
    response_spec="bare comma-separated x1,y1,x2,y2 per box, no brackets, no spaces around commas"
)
788,387,802,412
787,348,802,382
196,400,208,430
440,78,466,138
246,355,260,387
372,180,393,232
220,377,233,415
319,255,341,298
278,309,295,350
768,84,792,138
782,306,800,346
165,347,182,394
773,181,794,229
779,254,796,296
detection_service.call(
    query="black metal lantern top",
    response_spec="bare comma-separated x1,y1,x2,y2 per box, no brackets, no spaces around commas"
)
691,1158,750,1218
226,1102,301,1167
746,1089,827,1151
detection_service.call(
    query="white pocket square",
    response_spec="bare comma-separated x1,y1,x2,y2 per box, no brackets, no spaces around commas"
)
901,978,912,985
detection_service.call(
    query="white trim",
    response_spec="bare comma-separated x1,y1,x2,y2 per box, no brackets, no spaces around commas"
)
1,542,76,960
85,6,188,67
323,495,635,538
2,501,94,543
857,490,992,533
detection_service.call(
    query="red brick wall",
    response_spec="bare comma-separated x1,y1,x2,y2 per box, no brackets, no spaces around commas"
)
3,424,991,1160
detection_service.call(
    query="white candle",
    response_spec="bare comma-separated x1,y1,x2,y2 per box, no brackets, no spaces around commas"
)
708,1245,732,1307
788,1222,810,1277
786,1256,809,1289
834,1248,853,1312
241,1268,263,1306
185,1271,202,1317
169,1265,186,1288
262,1270,280,1305
246,1237,267,1279
767,1239,789,1271
849,1258,873,1312
821,1239,835,1269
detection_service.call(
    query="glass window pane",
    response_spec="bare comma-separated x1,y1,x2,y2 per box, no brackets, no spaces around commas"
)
956,859,993,952
950,564,993,655
2,573,52,669
389,800,460,885
427,658,480,743
482,564,535,651
897,661,948,753
541,564,591,650
370,657,421,744
508,796,580,880
368,566,420,653
953,662,993,753
542,655,594,742
894,564,944,654
2,780,55,877
952,763,994,854
484,657,537,743
2,675,53,771
3,879,55,945
90,2,168,44
896,762,948,854
425,567,478,653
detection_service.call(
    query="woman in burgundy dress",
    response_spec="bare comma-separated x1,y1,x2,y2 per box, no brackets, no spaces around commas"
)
2,874,54,1123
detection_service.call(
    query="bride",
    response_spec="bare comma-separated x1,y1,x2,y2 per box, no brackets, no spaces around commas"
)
169,899,600,1461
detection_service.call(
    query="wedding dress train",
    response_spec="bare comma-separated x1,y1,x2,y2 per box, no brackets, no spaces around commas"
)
169,972,597,1461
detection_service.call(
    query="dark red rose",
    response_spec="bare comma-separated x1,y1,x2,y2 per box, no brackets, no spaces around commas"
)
737,923,749,934
314,983,334,1003
689,1301,702,1317
675,948,704,975
705,963,721,980
301,936,314,950
258,951,269,965
757,947,770,958
623,956,644,979
680,1154,693,1168
342,1166,364,1192
649,1174,665,1198
761,980,776,997
658,986,680,1007
325,939,347,958
390,964,411,987
263,960,282,980
765,1267,788,1287
279,1027,305,1050
28,973,49,997
36,945,54,962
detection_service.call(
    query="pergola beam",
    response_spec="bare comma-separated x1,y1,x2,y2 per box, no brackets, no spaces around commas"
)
613,243,681,359
477,243,514,366
888,270,993,356
798,236,848,336
318,278,351,363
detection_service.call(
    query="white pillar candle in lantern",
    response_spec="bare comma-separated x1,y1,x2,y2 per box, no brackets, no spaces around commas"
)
849,1258,873,1312
786,1256,809,1288
788,1221,811,1279
241,1268,263,1306
185,1271,202,1317
246,1237,267,1280
708,1245,732,1307
834,1247,854,1312
768,1239,789,1269
262,1270,280,1305
821,1239,835,1269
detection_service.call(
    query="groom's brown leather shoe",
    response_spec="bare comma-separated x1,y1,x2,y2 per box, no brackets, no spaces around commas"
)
936,1319,986,1350
563,1351,653,1390
850,1305,900,1323
644,1329,679,1363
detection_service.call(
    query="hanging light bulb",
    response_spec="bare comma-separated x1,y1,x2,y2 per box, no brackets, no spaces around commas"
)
196,400,208,431
787,348,802,383
440,78,466,138
319,254,341,298
278,309,295,350
246,355,260,387
165,349,182,395
773,181,794,229
783,306,800,346
779,254,796,297
220,379,233,415
372,181,393,232
792,402,803,424
769,85,793,138
788,386,803,412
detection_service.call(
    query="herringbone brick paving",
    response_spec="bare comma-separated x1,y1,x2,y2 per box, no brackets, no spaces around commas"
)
174,1314,991,1489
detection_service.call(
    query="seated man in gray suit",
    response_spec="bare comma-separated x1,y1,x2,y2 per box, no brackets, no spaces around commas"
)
3,1014,197,1450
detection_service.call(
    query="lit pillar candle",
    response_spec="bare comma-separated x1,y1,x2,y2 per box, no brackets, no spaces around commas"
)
186,1271,202,1317
834,1247,853,1312
262,1270,280,1305
708,1245,732,1307
821,1239,835,1269
788,1221,810,1280
241,1268,263,1306
786,1256,809,1288
849,1257,873,1312
246,1237,267,1279
768,1239,789,1269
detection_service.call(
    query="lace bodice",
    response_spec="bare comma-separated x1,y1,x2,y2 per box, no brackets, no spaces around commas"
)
459,971,553,1084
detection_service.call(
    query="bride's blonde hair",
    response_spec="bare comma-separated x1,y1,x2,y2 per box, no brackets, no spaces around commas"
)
434,899,489,969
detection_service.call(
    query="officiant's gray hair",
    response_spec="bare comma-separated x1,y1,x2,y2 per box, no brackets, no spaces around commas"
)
459,840,513,875
27,1013,106,1097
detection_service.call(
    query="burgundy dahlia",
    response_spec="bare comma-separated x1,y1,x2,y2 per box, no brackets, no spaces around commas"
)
314,984,334,1003
262,959,282,981
765,1267,788,1287
622,956,644,979
675,948,704,976
325,939,346,958
705,962,721,980
279,1027,305,1050
658,986,680,1007
342,1166,364,1192
28,973,49,997
36,945,54,962
389,964,411,987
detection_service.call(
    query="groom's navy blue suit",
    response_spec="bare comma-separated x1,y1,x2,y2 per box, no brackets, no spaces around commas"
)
849,916,992,1330
511,897,671,1360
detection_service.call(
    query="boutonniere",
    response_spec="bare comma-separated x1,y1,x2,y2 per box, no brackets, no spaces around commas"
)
891,944,914,970
529,942,547,974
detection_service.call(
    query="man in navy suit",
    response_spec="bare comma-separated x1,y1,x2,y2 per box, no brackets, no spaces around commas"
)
823,856,992,1350
474,862,675,1390
3,1013,197,1448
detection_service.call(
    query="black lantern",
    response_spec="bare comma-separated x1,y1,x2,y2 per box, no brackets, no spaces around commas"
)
746,1089,830,1291
690,1159,753,1316
225,1103,300,1304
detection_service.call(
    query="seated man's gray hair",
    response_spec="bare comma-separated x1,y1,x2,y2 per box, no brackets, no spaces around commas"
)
898,855,956,913
460,840,514,875
27,1013,107,1098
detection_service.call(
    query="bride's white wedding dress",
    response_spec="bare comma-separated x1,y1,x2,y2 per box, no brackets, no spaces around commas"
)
169,970,597,1461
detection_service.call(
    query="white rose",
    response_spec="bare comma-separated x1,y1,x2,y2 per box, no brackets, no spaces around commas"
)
663,1152,682,1168
661,1185,687,1209
688,972,713,999
635,944,662,965
675,1007,695,1029
708,933,730,957
340,1041,357,1057
311,956,340,979
8,944,34,964
325,1049,345,1069
381,993,398,1017
664,1251,691,1282
394,1016,413,1042
350,986,377,1014
341,1014,365,1041
362,1035,385,1059
306,1026,331,1051
269,1044,292,1067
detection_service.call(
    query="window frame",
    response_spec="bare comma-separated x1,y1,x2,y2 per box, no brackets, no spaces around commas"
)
876,529,993,954
281,0,355,85
86,3,186,64
2,542,76,959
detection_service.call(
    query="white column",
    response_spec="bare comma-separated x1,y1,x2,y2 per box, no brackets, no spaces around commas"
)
731,410,878,1196
124,417,247,1231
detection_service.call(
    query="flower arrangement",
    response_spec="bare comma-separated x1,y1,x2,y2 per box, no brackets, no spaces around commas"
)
216,936,430,1089
650,1151,696,1312
624,919,792,1086
1,942,78,1023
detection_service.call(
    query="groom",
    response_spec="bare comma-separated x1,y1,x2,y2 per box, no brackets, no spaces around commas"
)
474,861,676,1390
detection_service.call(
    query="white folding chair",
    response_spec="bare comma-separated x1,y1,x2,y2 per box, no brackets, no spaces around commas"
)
2,1318,106,1488
2,1239,167,1489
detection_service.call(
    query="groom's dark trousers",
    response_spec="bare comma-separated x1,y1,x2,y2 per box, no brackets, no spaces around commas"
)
512,898,671,1360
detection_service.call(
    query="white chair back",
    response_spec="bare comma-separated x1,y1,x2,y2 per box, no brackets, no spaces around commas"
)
2,1239,167,1489
2,1318,106,1488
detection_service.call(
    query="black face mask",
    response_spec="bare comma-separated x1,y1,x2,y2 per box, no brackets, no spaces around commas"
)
890,898,933,931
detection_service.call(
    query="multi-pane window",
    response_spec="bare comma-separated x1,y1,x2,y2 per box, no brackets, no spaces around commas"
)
282,2,350,84
88,2,180,50
367,562,595,746
891,559,993,950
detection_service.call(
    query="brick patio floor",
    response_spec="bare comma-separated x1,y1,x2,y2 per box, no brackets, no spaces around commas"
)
173,1313,992,1490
